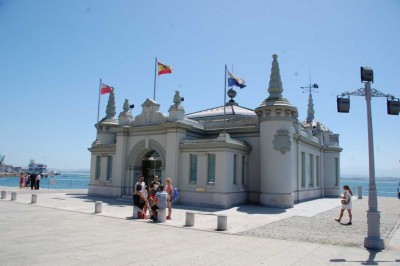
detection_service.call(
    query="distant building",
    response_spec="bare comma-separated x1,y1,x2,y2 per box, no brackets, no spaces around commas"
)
13,167,22,173
88,54,342,208
28,159,47,174
4,164,14,173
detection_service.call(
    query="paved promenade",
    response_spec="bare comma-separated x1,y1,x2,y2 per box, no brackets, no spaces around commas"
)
0,187,399,265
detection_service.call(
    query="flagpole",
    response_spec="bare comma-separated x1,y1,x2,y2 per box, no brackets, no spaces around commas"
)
95,78,102,142
224,65,227,133
153,57,157,100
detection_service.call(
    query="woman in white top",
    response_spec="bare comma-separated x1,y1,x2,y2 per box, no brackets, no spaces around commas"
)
335,185,353,225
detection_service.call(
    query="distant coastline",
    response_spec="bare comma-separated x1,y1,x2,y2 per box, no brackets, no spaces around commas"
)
341,176,400,181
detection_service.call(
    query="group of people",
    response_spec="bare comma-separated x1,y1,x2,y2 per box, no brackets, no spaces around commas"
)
19,173,41,190
133,175,174,221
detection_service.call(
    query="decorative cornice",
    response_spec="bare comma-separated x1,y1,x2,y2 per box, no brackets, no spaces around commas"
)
255,105,298,121
88,144,116,154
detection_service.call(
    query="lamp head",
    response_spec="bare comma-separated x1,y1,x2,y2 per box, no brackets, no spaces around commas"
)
361,67,373,83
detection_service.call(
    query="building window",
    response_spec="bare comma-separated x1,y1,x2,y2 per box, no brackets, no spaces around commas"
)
309,154,314,187
241,155,246,186
233,154,237,184
106,156,113,180
207,153,216,184
316,156,320,187
189,154,197,184
301,152,306,187
335,158,339,186
95,156,101,180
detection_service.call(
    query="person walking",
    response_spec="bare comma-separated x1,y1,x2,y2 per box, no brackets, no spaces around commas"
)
335,185,353,225
165,178,174,220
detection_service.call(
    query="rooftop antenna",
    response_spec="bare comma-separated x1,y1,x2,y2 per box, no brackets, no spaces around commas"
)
300,67,319,123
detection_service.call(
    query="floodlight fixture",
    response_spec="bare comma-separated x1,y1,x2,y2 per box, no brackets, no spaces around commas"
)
337,96,350,113
361,67,374,83
387,98,400,115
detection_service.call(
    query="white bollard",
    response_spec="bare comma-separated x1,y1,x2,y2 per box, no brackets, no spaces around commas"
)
185,212,195,227
358,186,363,199
31,194,38,204
217,215,227,231
1,191,6,199
157,208,167,223
11,192,17,201
95,201,102,213
132,205,141,219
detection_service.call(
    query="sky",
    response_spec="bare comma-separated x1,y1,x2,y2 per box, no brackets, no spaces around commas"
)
0,0,399,177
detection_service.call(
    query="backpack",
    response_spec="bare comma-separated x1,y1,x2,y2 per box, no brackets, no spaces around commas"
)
172,187,180,202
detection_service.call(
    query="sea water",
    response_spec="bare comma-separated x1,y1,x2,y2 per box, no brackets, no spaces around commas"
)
0,171,89,189
340,177,400,198
1,173,399,197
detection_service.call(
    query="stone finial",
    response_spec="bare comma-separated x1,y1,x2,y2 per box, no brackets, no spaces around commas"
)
267,54,283,99
306,92,315,123
173,90,182,105
123,99,130,112
169,90,185,121
118,99,133,126
105,90,116,119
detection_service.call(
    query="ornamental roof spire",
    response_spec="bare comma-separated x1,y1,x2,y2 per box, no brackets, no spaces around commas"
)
306,92,315,123
104,90,116,119
267,54,283,99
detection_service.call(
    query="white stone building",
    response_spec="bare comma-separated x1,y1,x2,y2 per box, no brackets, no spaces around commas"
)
88,54,342,208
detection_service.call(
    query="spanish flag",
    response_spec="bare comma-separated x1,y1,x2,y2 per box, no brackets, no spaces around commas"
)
158,62,173,75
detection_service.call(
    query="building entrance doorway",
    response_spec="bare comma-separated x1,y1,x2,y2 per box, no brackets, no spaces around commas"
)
141,150,163,190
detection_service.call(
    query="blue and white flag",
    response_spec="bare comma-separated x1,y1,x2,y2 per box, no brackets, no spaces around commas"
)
227,69,246,89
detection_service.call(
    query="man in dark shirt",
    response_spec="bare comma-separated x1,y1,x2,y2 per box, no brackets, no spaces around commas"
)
30,173,36,190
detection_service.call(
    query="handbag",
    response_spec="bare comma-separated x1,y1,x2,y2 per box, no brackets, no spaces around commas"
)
341,198,349,205
138,212,145,219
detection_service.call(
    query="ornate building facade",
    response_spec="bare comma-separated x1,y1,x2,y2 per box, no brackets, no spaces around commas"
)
88,55,342,208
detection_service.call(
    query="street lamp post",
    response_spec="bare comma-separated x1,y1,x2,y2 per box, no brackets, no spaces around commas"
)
337,67,399,250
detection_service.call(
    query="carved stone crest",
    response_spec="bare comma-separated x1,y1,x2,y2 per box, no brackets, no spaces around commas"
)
272,129,291,154
132,98,166,125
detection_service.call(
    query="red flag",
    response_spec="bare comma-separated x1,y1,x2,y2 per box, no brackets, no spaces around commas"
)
101,83,113,94
158,62,173,75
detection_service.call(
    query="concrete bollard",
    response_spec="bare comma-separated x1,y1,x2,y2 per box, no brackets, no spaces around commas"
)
31,194,38,204
358,186,363,199
132,205,142,218
157,208,167,223
217,215,227,231
1,191,6,199
95,201,102,213
185,212,195,227
11,192,17,201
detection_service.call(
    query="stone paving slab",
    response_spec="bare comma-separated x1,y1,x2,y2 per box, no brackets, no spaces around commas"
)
0,186,400,265
0,187,347,234
1,200,400,266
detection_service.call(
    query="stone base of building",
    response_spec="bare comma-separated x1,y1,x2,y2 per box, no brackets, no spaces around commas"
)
323,187,340,198
88,184,122,198
259,192,294,208
179,191,248,208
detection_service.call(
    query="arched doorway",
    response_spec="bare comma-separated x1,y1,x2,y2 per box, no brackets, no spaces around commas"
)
142,150,163,189
124,139,166,196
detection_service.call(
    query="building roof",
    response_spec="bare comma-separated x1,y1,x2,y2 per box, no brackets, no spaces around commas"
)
185,105,257,120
